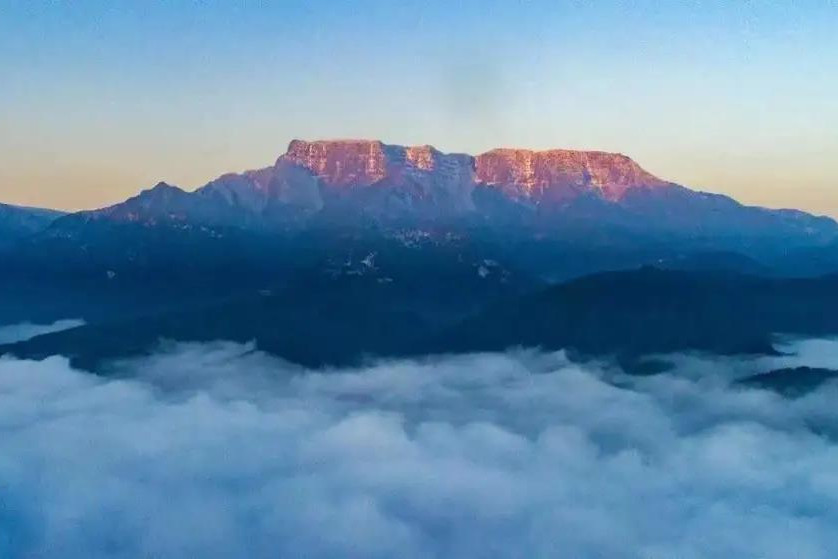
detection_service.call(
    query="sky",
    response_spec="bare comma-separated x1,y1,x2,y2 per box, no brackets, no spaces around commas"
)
1,1,836,214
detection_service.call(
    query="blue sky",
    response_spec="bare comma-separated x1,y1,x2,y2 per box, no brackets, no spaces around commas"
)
1,0,836,213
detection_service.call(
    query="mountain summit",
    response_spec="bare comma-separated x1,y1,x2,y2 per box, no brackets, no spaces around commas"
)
280,139,669,204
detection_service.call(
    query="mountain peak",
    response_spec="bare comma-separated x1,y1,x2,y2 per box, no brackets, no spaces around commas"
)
148,181,181,192
405,144,443,170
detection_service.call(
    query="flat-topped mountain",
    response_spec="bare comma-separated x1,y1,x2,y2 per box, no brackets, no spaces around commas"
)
4,137,838,319
283,139,667,195
38,139,836,247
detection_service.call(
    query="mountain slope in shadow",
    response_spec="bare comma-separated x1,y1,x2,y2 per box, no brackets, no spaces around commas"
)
0,256,530,371
736,367,838,398
421,267,838,361
4,267,838,371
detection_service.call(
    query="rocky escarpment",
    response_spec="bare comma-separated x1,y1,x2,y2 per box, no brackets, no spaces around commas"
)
475,148,669,202
282,139,668,202
280,139,477,213
283,139,393,187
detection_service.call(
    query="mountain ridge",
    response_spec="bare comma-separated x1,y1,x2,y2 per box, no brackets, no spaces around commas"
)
37,139,836,241
7,266,838,370
5,138,838,302
0,203,67,248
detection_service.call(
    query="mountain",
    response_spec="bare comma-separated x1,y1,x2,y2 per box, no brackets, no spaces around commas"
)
737,367,838,397
0,253,533,370
6,267,838,371
0,203,65,248
4,138,832,290
3,138,838,329
47,140,477,231
423,267,838,362
40,139,838,243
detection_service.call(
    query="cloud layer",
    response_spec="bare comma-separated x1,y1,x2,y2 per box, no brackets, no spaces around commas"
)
1,340,838,558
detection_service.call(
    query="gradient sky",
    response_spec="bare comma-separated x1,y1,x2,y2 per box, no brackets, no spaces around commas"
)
1,1,836,215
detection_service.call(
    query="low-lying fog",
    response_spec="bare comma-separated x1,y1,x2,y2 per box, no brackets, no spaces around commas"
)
1,333,837,558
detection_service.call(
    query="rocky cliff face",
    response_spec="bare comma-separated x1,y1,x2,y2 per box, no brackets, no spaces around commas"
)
279,139,477,214
281,139,668,201
283,139,391,187
475,148,669,202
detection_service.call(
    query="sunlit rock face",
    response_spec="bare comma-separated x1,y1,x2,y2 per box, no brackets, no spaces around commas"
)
280,139,477,214
283,139,392,187
281,139,669,202
475,148,670,202
278,139,671,212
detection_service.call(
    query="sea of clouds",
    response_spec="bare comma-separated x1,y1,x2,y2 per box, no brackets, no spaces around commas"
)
1,337,838,558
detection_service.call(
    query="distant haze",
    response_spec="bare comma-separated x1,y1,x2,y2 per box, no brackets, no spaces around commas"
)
1,2,836,215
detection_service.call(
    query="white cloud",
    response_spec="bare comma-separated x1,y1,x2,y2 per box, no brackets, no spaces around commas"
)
1,340,838,558
0,319,85,344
